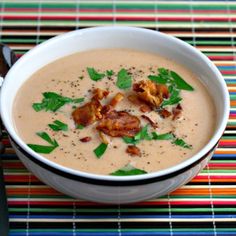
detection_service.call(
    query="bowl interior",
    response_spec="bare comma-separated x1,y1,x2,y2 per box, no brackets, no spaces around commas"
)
0,26,229,181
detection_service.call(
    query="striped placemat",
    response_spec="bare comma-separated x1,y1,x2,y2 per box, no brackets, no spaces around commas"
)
1,1,236,235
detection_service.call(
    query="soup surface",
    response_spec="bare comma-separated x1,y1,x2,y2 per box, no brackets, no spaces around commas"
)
13,49,215,175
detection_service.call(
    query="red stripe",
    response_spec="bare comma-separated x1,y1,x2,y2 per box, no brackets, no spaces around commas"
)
219,141,236,146
4,8,236,14
208,163,236,168
208,56,235,60
221,71,236,75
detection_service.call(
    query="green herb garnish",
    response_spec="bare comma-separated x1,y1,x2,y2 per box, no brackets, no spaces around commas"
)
149,68,194,92
87,67,105,81
116,68,132,89
93,143,108,158
106,70,114,77
27,132,59,154
152,132,174,140
32,92,84,112
161,86,182,107
170,71,194,91
148,67,194,107
110,164,147,176
123,125,191,149
48,120,68,131
76,124,84,130
172,138,192,149
123,125,152,145
148,75,167,84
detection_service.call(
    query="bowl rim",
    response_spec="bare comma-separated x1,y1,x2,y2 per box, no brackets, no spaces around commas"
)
0,26,230,183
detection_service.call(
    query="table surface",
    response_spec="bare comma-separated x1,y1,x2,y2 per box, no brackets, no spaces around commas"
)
1,1,236,235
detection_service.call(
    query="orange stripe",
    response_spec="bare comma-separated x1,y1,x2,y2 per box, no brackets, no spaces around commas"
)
172,188,236,195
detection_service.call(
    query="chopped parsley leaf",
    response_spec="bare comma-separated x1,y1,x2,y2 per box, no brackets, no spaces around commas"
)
93,143,108,158
27,132,59,154
110,164,147,176
116,68,132,89
48,120,68,131
87,67,105,81
32,92,84,112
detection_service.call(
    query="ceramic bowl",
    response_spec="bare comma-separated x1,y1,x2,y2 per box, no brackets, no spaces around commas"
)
0,26,229,204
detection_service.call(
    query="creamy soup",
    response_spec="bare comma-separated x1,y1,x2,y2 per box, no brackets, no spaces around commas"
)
13,49,215,175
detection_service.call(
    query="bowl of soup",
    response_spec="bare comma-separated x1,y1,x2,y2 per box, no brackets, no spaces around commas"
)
0,26,229,204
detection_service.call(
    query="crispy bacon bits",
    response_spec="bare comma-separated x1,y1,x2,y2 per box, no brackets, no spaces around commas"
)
133,80,169,108
72,99,102,126
101,92,125,115
72,88,110,127
93,88,109,100
158,108,172,119
141,115,158,129
80,137,92,142
97,110,141,137
128,95,152,113
126,145,141,157
128,94,142,105
140,104,152,113
172,104,182,120
110,92,124,107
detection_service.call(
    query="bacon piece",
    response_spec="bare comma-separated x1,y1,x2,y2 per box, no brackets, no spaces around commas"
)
159,108,171,118
128,95,152,113
97,110,141,137
110,92,124,107
128,94,143,105
80,137,91,142
101,105,113,115
93,88,109,100
72,99,102,126
141,115,158,129
133,80,169,108
172,104,182,120
126,145,141,157
140,104,152,113
99,92,124,115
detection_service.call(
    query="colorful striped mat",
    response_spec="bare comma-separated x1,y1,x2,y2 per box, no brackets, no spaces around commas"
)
1,1,236,235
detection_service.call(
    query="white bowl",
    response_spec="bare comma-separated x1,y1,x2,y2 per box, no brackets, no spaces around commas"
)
0,26,229,204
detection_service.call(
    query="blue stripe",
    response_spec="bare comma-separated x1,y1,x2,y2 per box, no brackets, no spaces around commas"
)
217,66,236,70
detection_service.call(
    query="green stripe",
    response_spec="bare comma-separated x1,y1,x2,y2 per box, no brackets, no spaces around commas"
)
8,207,236,213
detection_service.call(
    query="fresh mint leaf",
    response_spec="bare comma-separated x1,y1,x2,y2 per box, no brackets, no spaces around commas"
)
116,68,132,89
27,132,59,154
110,164,147,176
172,138,192,149
87,67,105,81
32,92,84,112
170,71,194,91
152,132,174,140
93,143,108,158
48,120,68,131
